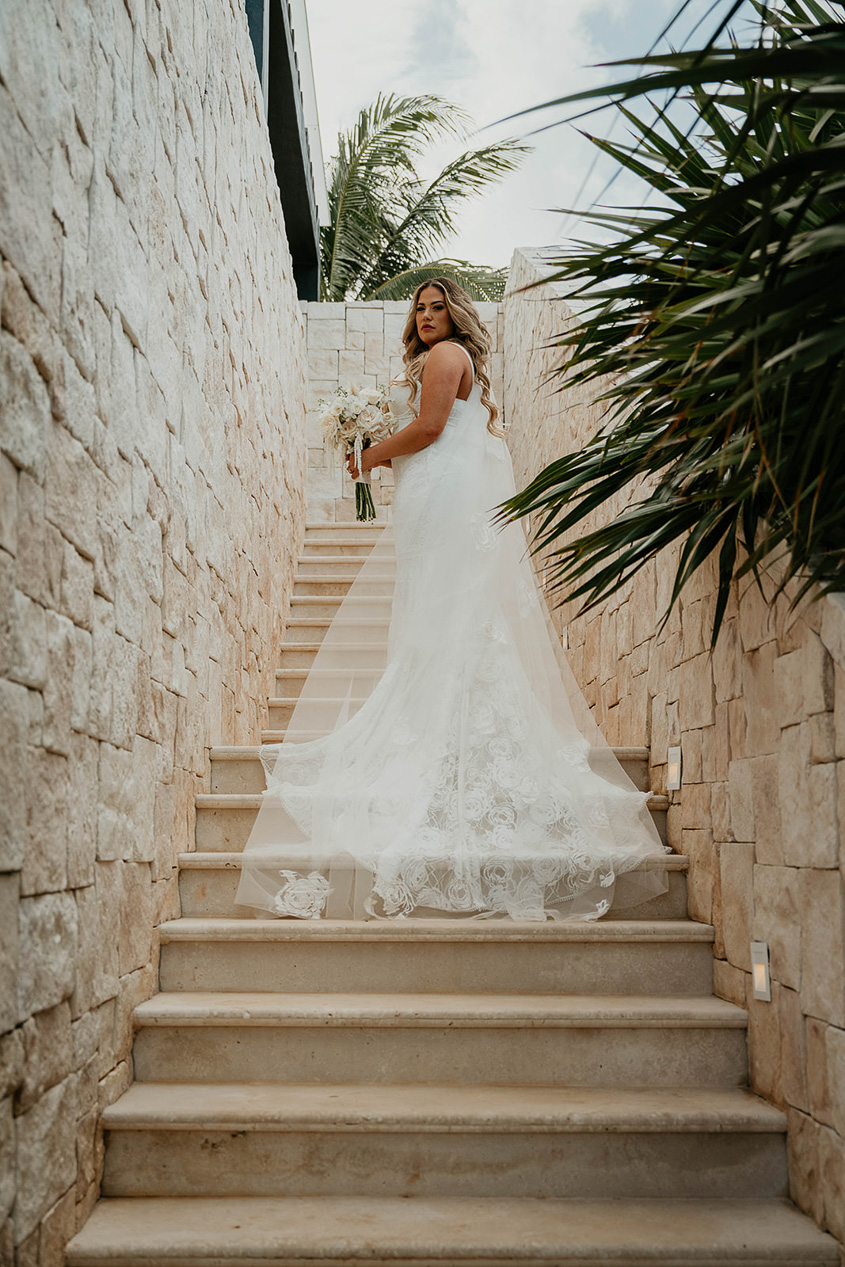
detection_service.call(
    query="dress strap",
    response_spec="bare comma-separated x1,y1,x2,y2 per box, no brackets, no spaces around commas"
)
449,341,475,379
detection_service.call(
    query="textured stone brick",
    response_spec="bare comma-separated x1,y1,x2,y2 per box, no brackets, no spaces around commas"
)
66,732,98,888
60,538,94,631
826,1025,845,1137
4,324,52,459
117,863,153,976
728,758,755,843
15,471,63,609
0,453,16,555
802,869,845,1027
806,1019,834,1129
681,828,714,924
752,865,802,991
738,575,776,652
750,754,784,865
21,746,68,896
17,891,77,1018
779,984,809,1111
0,97,61,322
787,1107,824,1224
742,640,780,755
347,307,383,334
13,1076,76,1243
803,633,835,716
775,648,807,729
9,590,48,690
0,677,28,870
818,1124,845,1242
0,875,20,1032
0,1028,24,1100
71,869,119,1020
42,609,74,754
809,711,836,764
712,956,746,1007
747,981,783,1104
720,841,756,971
678,651,715,730
18,1001,73,1113
37,1185,77,1267
0,1096,13,1225
97,737,157,862
309,320,346,350
711,617,741,702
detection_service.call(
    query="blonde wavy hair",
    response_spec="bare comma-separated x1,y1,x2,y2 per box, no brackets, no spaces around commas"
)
399,278,504,437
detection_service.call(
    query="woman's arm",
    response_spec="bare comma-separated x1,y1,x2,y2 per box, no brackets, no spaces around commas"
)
347,341,470,476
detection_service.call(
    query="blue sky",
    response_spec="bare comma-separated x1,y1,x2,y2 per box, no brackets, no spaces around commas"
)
304,0,709,269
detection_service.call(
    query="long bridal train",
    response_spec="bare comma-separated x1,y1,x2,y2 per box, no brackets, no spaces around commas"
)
235,358,671,922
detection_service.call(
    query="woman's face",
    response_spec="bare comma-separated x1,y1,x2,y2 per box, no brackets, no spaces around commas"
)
415,286,455,347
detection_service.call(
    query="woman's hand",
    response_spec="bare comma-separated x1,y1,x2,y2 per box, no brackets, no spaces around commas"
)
347,446,391,479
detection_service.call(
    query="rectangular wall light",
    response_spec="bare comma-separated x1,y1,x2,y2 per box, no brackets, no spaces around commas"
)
667,745,682,791
750,941,772,1001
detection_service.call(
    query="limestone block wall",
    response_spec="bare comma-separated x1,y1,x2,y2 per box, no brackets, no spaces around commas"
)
0,1,307,1261
303,299,504,520
503,247,845,1247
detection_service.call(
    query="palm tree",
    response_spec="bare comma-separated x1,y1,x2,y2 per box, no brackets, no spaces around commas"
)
320,94,529,302
498,0,845,642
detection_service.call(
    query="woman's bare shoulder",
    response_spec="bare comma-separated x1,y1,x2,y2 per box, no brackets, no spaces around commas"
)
422,340,470,374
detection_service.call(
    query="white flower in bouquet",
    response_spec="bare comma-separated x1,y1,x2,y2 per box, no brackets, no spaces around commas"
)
317,381,397,520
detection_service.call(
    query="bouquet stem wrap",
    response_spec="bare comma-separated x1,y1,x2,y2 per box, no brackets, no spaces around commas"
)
352,435,376,522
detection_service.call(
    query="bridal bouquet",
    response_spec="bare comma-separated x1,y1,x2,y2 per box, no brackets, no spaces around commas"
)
318,382,396,521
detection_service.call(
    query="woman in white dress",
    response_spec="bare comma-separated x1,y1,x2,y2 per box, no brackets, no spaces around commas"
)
235,278,671,922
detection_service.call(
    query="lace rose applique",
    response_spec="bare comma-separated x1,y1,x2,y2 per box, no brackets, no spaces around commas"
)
273,869,331,919
470,512,497,551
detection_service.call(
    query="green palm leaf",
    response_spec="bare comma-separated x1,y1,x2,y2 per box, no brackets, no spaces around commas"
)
498,0,845,644
321,94,528,301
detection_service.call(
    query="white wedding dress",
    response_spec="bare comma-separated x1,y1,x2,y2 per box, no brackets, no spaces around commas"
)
235,346,671,921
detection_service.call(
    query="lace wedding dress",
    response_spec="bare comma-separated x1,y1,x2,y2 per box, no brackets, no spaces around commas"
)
235,346,671,921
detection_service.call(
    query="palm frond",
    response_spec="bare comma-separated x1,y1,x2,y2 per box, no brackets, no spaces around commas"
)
322,94,467,301
363,259,510,302
498,0,845,644
355,140,529,299
321,95,528,301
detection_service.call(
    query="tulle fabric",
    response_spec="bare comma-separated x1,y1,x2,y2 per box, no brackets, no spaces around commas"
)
235,355,671,921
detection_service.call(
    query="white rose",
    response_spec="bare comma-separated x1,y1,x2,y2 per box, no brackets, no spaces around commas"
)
272,870,331,919
376,879,415,916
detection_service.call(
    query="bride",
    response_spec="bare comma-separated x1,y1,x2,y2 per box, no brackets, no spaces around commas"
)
235,278,671,922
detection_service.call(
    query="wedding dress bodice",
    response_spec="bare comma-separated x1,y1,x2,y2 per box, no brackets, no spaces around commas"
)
235,344,670,921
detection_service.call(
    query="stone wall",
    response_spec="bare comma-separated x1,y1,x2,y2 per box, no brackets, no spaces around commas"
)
0,1,307,1261
303,299,504,520
503,247,845,1248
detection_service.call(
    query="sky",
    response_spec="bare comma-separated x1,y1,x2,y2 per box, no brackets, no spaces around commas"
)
303,0,697,271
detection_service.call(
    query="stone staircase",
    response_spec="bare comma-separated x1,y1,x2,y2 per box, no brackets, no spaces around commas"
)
66,524,838,1265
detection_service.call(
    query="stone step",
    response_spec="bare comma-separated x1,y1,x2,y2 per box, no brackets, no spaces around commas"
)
99,1083,787,1200
131,991,749,1086
178,850,687,919
294,577,394,596
267,696,371,725
65,1195,840,1265
290,596,393,618
305,522,386,539
276,666,385,695
277,641,388,667
283,616,390,643
302,540,382,557
207,745,653,795
195,795,668,860
159,914,714,994
296,555,388,577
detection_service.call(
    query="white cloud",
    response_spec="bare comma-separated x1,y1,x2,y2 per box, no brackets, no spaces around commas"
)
305,0,692,269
